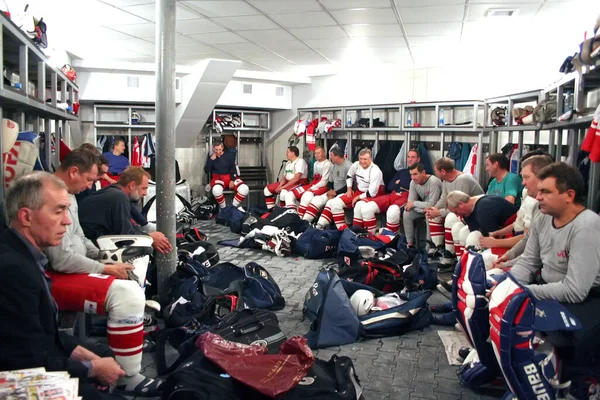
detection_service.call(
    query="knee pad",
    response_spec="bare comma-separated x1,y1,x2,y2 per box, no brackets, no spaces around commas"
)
445,212,461,230
363,202,380,219
106,280,146,316
353,201,365,219
459,225,471,247
311,194,327,210
212,184,224,197
284,190,297,206
264,186,273,196
387,205,401,224
236,183,249,196
279,189,289,200
451,221,466,244
465,231,483,251
300,191,315,207
96,235,153,287
329,197,345,213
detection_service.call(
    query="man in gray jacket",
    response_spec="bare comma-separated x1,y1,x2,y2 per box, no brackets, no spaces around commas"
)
509,162,600,356
45,149,162,397
403,163,442,248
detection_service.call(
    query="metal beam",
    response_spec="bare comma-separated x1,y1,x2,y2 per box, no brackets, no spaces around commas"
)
155,0,177,298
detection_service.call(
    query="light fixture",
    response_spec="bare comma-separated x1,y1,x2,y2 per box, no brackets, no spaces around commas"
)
486,8,518,17
349,8,368,11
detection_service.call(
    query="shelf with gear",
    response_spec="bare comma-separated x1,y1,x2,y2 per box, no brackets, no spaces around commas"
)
93,104,156,168
208,108,270,167
0,11,79,198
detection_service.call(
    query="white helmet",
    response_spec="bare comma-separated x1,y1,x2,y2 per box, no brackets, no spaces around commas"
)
349,290,375,316
2,118,19,154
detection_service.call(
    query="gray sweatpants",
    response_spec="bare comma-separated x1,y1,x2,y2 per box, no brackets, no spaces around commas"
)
403,208,428,248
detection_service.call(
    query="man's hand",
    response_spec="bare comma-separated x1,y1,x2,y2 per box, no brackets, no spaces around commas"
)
346,188,354,198
490,230,502,239
405,201,414,211
210,153,217,160
70,345,101,363
274,185,283,194
480,236,498,249
492,254,509,269
426,207,440,219
102,263,134,280
103,175,117,184
352,196,362,206
149,232,172,254
326,190,336,199
89,358,125,386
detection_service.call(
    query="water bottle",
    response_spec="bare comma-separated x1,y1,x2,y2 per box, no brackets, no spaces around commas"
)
347,115,352,128
406,110,412,127
564,90,573,113
439,108,445,126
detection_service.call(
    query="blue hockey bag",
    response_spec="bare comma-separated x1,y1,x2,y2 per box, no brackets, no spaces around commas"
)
293,228,342,259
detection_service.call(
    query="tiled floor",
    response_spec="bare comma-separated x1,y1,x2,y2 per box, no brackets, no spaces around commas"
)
113,219,505,400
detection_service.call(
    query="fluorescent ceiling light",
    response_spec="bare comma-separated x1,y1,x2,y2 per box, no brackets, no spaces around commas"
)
349,8,368,11
486,8,519,17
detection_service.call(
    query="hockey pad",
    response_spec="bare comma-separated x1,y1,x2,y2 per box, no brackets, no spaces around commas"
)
97,235,153,286
3,132,39,189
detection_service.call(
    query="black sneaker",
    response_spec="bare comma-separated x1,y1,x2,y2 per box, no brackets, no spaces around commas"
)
457,347,471,362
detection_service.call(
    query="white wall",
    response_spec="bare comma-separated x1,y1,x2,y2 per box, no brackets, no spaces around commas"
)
217,80,292,110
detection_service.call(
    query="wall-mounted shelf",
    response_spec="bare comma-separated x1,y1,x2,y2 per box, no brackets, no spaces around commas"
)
212,108,270,132
0,12,80,198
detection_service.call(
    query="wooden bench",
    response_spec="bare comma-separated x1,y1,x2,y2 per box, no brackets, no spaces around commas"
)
222,166,268,208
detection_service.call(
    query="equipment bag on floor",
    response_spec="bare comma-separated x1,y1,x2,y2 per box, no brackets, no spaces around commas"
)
201,262,286,311
208,309,286,354
293,228,342,259
337,228,387,268
178,240,220,268
215,204,245,233
254,207,309,234
280,355,364,400
303,269,362,349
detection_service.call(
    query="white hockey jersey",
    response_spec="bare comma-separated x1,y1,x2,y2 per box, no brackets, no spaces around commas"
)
346,161,384,198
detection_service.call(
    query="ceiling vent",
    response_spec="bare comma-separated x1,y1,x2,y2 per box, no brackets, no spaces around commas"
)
242,83,253,94
127,76,140,88
486,8,518,17
276,86,284,97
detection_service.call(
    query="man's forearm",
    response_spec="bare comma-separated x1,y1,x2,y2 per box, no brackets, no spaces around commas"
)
70,345,101,362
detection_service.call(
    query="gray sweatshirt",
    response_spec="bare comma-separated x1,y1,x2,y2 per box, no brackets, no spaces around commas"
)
434,173,484,218
510,209,600,303
45,194,105,274
329,160,352,192
408,175,443,213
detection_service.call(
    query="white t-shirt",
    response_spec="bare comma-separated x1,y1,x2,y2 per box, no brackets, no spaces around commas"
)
311,159,333,189
284,158,308,181
346,161,384,199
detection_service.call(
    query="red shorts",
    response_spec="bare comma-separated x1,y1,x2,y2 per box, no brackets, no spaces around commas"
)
265,179,309,195
364,191,409,213
211,174,245,190
289,182,329,200
48,272,116,315
503,213,518,227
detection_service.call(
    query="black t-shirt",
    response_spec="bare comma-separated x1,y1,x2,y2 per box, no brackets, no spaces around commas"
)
463,195,518,235
78,185,144,243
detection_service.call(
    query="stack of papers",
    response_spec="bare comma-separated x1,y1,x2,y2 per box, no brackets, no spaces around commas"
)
0,367,79,400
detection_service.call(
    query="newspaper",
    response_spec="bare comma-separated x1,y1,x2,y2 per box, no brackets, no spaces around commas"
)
0,368,79,400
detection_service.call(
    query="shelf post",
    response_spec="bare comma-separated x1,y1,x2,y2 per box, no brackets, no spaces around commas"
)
517,131,524,160
154,0,178,296
19,45,28,94
44,118,52,172
60,80,67,103
567,129,578,167
50,72,57,108
556,129,563,161
54,120,60,167
477,131,484,187
548,130,556,159
589,161,600,212
37,61,45,102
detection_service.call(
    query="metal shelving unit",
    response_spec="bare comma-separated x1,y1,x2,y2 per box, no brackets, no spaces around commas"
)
0,12,79,198
93,104,155,160
208,108,270,167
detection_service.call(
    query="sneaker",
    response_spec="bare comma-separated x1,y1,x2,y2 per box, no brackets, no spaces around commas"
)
457,347,471,363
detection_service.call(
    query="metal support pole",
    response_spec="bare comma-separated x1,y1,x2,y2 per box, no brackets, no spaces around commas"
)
556,129,563,161
589,161,600,212
19,45,28,92
44,118,51,172
155,0,177,298
548,130,556,159
517,131,524,160
54,120,61,168
237,130,241,164
567,129,578,167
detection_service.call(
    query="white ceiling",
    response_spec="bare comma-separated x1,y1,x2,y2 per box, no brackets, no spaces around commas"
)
7,0,599,76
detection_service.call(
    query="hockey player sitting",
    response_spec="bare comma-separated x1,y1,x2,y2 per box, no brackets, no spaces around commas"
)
302,146,352,223
204,141,249,209
484,153,523,206
315,148,384,230
283,146,333,216
263,146,308,211
352,149,420,234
